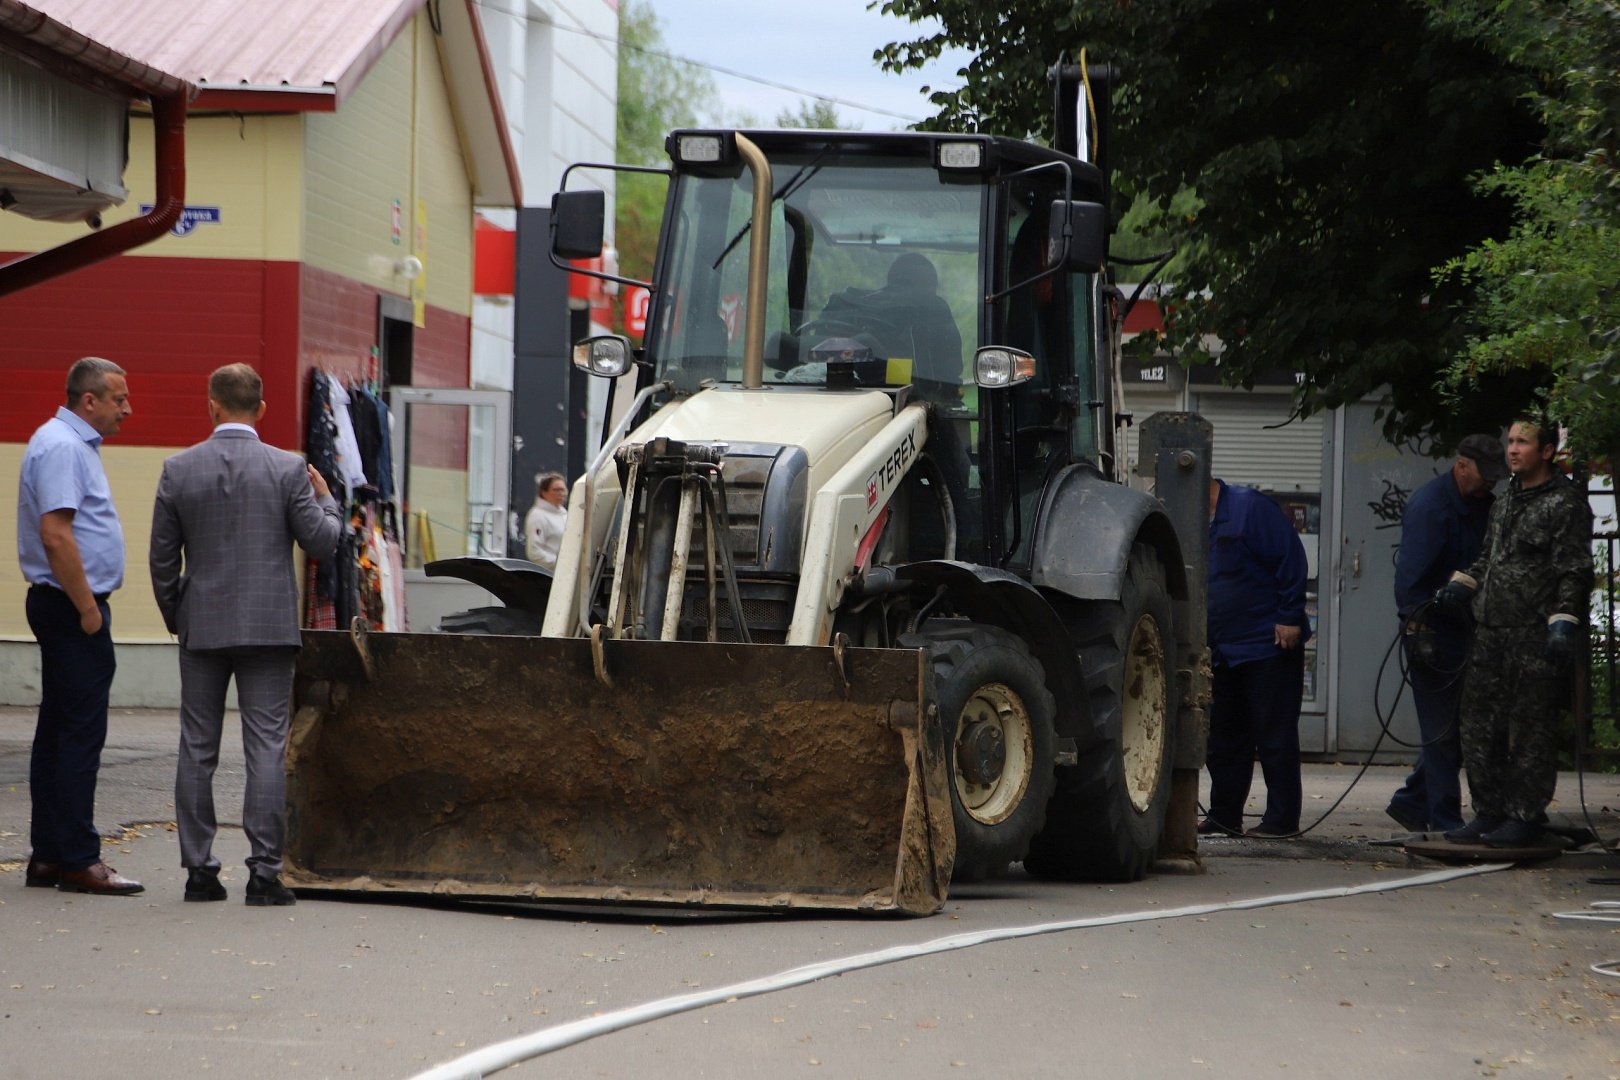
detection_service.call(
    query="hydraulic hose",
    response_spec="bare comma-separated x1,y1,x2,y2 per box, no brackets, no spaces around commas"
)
410,862,1509,1080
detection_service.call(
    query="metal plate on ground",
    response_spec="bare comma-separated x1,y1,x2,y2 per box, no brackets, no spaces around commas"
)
1403,838,1567,864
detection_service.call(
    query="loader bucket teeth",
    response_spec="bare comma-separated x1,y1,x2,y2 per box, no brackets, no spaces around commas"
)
285,630,954,915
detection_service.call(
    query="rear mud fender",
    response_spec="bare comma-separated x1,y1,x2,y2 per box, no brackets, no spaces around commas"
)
1029,466,1188,603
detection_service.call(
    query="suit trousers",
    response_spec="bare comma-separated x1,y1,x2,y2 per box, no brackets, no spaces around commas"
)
175,645,298,877
1205,649,1305,833
25,586,115,870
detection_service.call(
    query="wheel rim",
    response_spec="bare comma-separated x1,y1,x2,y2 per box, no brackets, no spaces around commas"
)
952,682,1033,825
1121,614,1168,814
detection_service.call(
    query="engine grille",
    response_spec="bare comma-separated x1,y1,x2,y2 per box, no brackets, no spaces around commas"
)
687,454,770,568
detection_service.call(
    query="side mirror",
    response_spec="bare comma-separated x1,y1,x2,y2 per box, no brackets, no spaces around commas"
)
552,190,606,260
573,335,633,378
1047,200,1107,274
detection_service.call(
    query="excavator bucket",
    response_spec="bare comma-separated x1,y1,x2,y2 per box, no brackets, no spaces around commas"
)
283,628,955,915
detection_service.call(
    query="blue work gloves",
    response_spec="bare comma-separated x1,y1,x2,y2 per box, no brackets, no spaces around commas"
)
1545,617,1581,670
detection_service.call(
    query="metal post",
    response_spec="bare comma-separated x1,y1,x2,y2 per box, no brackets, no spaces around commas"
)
1138,411,1213,869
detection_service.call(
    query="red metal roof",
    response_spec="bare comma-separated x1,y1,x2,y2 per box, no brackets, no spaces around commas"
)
0,0,191,99
26,0,417,108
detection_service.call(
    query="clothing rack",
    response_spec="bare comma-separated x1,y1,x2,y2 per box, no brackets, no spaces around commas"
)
302,367,405,631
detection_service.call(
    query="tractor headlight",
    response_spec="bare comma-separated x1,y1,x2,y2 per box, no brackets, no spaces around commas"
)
674,133,727,165
974,346,1037,388
573,335,634,378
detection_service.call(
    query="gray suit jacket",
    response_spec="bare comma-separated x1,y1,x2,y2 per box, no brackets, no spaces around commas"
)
149,428,342,649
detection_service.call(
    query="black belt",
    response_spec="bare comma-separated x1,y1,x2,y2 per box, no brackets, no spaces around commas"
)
29,583,110,603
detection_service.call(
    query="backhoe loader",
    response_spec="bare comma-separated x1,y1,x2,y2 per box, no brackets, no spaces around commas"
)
284,64,1212,915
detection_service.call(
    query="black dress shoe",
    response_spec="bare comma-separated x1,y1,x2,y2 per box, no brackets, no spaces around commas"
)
24,858,61,888
1443,814,1505,843
185,867,227,902
1481,819,1545,848
1197,818,1240,836
57,862,144,896
245,874,296,907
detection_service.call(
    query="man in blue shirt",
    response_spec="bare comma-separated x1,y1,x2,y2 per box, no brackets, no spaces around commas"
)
1385,435,1506,835
1200,478,1312,837
16,357,143,896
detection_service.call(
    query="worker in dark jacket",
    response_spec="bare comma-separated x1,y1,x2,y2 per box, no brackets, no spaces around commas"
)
1200,478,1312,837
1437,419,1592,847
1385,434,1507,835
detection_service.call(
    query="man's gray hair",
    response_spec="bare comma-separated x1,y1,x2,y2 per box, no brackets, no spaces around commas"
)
66,357,126,403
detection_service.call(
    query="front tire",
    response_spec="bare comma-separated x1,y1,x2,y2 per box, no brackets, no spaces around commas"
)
1024,543,1176,882
899,622,1057,882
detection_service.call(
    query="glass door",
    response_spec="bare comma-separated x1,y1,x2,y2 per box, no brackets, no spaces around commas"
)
389,388,512,570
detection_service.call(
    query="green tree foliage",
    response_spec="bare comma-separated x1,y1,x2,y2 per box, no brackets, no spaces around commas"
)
1430,0,1620,468
617,0,717,166
875,0,1547,447
615,0,718,317
776,100,846,130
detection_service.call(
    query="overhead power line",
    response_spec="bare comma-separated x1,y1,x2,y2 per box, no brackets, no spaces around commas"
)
471,0,934,124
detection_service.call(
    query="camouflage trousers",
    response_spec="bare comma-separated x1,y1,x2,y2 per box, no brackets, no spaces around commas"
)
1457,624,1564,822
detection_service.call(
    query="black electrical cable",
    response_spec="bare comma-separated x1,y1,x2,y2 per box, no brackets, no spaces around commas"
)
1197,627,1404,840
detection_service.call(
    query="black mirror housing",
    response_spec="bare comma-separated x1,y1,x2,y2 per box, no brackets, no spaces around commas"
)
552,190,606,260
1047,200,1107,274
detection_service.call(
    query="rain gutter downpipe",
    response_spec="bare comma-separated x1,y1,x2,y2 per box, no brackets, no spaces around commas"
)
0,91,188,299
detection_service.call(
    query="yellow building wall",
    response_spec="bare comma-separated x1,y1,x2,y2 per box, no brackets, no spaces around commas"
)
303,12,474,318
0,444,175,642
0,114,304,263
0,11,481,651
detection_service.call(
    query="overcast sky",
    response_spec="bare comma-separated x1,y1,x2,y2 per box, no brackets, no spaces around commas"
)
639,0,973,130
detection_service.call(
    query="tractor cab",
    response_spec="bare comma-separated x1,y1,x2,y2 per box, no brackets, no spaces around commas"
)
557,129,1112,570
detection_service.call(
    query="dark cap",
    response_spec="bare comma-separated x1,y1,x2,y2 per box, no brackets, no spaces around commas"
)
1457,433,1509,483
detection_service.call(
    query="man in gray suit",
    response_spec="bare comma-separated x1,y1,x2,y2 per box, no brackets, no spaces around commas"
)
150,364,342,906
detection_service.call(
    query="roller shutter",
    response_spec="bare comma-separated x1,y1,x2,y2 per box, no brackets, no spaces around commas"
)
1192,391,1324,493
1119,386,1181,478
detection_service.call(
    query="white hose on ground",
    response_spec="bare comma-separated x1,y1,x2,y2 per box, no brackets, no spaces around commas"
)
409,862,1511,1080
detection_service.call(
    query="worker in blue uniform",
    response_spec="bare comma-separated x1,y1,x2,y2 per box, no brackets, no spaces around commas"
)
1384,435,1506,835
1200,478,1312,837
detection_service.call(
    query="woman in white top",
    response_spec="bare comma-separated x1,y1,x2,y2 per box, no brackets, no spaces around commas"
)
524,471,568,570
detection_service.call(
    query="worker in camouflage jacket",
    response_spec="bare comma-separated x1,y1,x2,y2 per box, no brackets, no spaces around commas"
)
1435,418,1592,847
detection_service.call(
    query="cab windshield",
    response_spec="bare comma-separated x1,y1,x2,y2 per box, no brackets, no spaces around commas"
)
649,149,983,395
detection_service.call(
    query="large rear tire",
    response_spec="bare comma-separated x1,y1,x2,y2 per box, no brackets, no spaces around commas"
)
899,622,1057,882
1024,543,1175,882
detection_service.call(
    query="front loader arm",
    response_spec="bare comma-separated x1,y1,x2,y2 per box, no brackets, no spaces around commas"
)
788,404,929,646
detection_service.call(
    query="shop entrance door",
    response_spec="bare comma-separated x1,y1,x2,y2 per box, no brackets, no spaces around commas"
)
389,387,512,631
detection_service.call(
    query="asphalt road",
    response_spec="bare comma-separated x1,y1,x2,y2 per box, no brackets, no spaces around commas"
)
2,707,1618,1080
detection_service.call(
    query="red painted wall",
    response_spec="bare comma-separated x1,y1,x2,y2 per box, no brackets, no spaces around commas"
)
1,254,473,453
0,253,300,448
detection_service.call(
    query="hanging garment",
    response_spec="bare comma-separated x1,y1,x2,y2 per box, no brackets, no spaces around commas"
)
372,391,395,501
325,374,369,493
303,555,337,630
305,370,343,609
348,388,383,486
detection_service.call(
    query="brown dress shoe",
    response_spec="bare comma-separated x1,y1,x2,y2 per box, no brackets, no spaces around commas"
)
57,862,144,896
24,859,61,888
